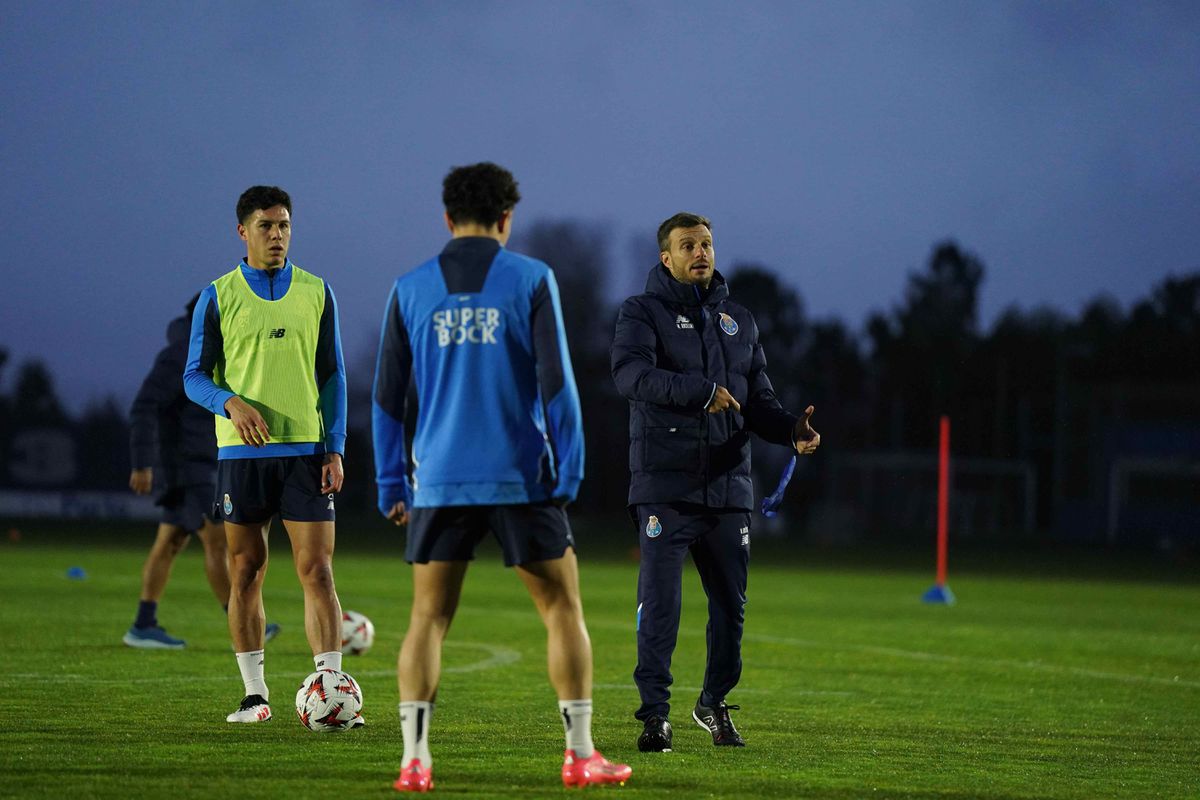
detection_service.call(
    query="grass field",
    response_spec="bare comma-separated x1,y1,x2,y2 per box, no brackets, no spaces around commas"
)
1,523,1197,799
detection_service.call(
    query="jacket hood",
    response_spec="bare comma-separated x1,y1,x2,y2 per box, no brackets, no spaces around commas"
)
643,263,729,308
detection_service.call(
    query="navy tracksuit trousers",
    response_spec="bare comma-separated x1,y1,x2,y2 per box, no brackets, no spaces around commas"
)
633,503,750,721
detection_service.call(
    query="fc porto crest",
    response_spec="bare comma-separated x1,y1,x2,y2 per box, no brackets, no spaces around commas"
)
223,493,233,516
645,515,663,538
718,313,739,335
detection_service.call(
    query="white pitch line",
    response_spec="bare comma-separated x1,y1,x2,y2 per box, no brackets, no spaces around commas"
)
4,641,520,686
746,633,1200,690
592,682,851,696
458,605,1199,691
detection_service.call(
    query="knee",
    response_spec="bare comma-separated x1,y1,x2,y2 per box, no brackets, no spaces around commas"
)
539,589,585,629
295,556,335,593
156,529,189,558
228,552,266,586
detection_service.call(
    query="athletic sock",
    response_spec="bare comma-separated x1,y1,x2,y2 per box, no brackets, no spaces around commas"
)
399,701,434,767
559,699,594,759
134,600,158,629
315,651,342,672
235,650,268,701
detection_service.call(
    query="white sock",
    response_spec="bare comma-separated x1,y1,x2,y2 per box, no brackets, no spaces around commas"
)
559,699,594,758
400,701,434,767
235,650,268,701
315,651,342,672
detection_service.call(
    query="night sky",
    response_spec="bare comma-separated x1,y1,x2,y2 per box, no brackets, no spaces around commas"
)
2,1,1197,413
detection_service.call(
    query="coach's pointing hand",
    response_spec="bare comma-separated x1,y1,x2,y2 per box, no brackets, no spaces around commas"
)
224,396,270,447
793,405,820,455
707,385,741,414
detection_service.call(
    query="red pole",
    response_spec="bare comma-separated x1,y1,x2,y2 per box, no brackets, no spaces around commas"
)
936,415,950,586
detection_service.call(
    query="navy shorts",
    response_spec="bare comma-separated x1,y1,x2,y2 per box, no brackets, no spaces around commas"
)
157,484,217,533
406,503,575,566
214,455,335,524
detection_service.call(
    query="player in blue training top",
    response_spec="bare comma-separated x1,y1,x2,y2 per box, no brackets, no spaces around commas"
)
373,162,631,791
184,185,351,726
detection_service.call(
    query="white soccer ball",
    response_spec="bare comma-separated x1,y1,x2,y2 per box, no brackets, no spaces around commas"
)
341,610,375,656
295,669,363,733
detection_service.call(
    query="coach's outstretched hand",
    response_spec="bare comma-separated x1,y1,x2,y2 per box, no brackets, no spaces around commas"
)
385,501,409,527
793,405,821,455
322,453,344,494
224,396,270,447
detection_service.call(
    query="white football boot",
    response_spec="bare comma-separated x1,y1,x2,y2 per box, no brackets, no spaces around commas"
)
226,694,272,723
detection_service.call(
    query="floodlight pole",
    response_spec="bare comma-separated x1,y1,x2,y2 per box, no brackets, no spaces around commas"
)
923,415,956,605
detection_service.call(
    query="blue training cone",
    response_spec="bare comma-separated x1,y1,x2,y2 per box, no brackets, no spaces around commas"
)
922,583,955,604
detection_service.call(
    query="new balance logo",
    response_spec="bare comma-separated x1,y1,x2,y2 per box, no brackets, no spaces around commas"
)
268,328,286,339
675,314,694,330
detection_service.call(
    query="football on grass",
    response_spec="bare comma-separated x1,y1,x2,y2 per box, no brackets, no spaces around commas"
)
341,610,375,655
295,669,363,733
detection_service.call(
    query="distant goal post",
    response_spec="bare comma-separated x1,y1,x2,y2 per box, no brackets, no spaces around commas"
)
826,450,1036,539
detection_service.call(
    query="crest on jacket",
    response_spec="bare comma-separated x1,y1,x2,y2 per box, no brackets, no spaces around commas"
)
645,515,663,538
718,313,739,335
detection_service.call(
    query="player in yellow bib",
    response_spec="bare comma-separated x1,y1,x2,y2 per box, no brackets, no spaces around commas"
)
184,185,352,725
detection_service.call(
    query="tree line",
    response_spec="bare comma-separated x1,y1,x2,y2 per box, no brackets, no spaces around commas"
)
2,221,1197,541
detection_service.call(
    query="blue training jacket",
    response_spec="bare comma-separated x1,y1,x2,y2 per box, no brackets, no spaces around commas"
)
183,260,348,460
372,237,584,511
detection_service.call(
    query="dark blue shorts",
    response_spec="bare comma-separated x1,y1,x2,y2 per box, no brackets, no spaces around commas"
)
406,503,575,566
156,484,217,533
214,455,335,524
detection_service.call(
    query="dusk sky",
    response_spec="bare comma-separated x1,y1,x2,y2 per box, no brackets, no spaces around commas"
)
2,1,1198,413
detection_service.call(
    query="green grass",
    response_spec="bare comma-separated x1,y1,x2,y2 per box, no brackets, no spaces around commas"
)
0,527,1197,799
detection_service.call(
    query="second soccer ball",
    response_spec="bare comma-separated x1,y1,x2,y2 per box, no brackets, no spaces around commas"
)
341,610,375,655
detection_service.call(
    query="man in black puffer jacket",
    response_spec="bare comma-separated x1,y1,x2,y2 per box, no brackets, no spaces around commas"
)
611,212,821,753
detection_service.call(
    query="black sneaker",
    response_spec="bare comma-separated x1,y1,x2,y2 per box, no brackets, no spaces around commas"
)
692,700,744,746
637,715,672,752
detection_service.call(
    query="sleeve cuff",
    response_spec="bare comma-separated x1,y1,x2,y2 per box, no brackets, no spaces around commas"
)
130,446,155,469
377,481,412,516
553,476,582,503
212,390,236,417
325,433,347,456
704,383,718,409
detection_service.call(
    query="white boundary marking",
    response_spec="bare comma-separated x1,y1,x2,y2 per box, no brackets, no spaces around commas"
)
457,605,1199,691
746,633,1200,690
4,640,520,686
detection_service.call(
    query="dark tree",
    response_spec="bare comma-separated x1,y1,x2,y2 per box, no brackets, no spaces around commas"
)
869,241,985,449
13,361,68,426
513,220,626,518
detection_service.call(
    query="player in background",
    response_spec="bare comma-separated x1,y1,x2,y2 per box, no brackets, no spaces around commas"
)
184,185,350,725
124,293,279,649
611,213,821,752
374,162,632,791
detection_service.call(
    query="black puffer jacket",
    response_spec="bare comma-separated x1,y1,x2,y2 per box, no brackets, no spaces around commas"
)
129,307,217,488
611,265,798,510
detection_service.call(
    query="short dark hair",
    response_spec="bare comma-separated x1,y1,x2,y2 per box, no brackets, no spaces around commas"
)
657,212,712,253
442,162,521,227
236,186,292,224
